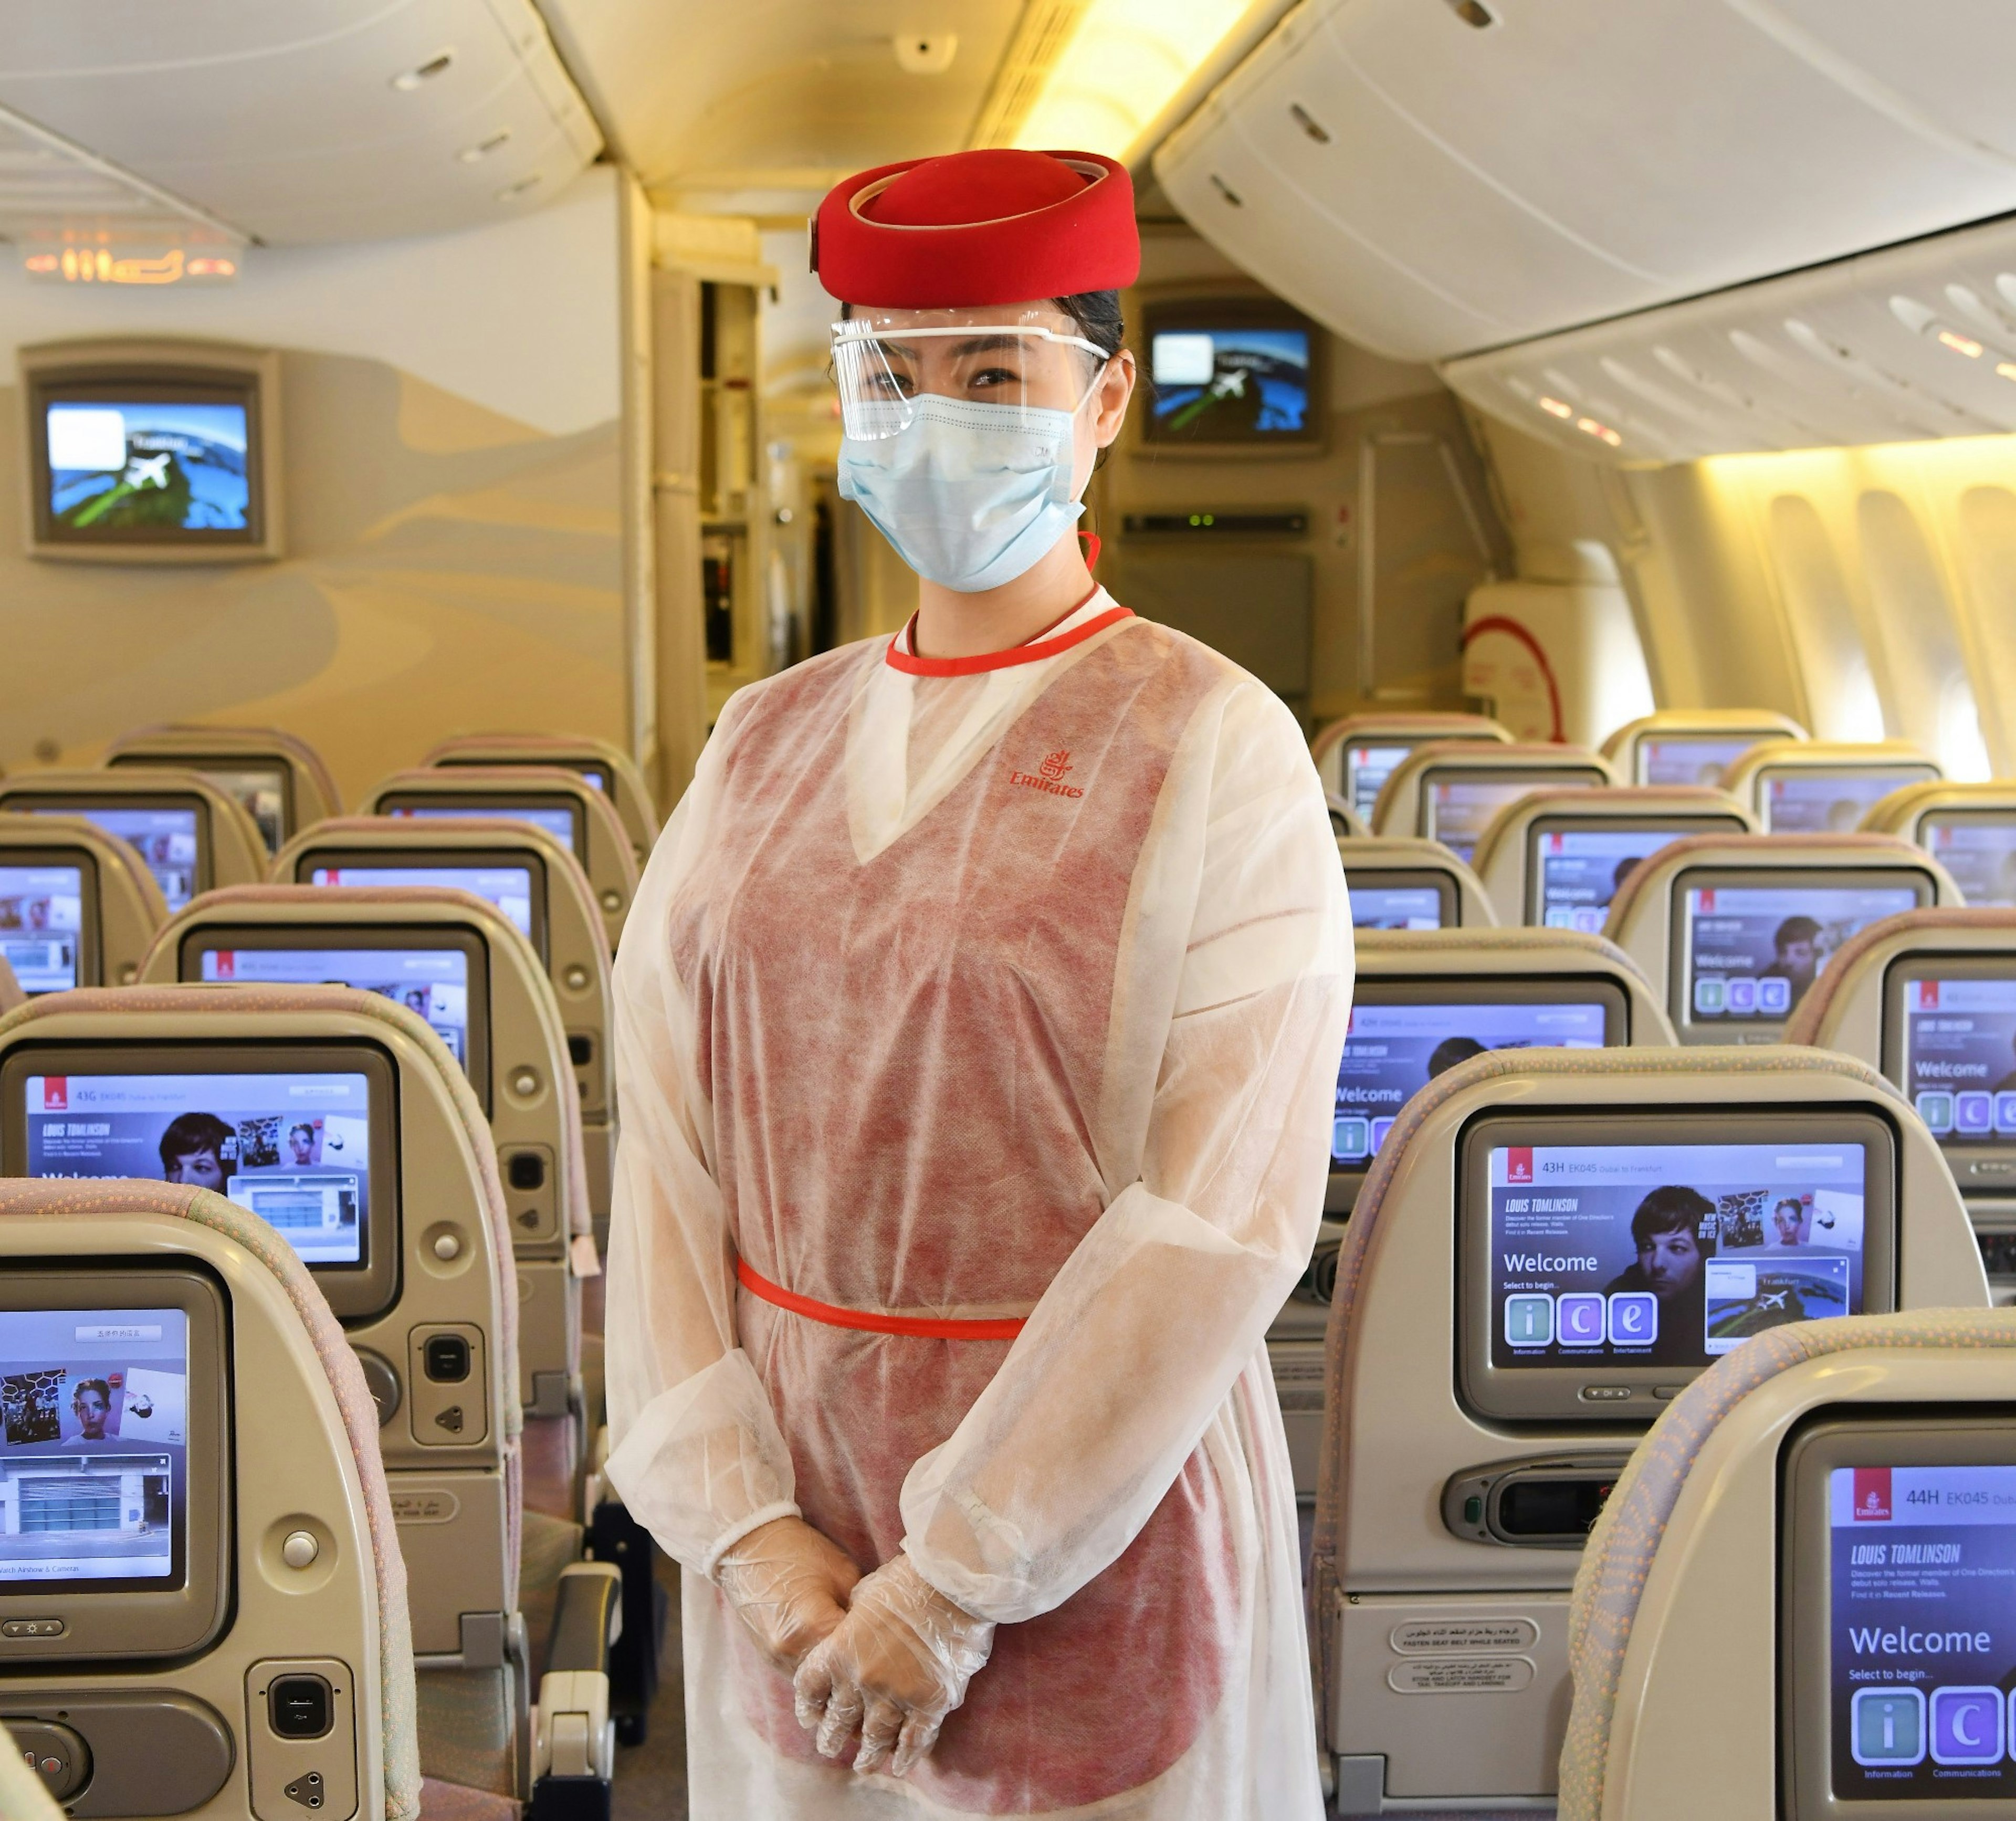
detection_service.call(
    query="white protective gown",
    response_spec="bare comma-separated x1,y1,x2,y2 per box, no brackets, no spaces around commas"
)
605,591,1352,1817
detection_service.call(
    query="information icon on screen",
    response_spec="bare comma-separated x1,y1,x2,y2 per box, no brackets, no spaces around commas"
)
1852,1688,1926,1766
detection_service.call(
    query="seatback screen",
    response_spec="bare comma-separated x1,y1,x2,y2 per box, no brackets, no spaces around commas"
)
1898,976,2016,1150
1828,1463,2016,1799
1489,1139,1867,1370
1336,1000,1608,1167
0,866,83,993
200,947,471,1070
1637,733,1769,788
1763,767,1937,833
387,802,579,856
23,1072,370,1265
194,765,285,854
1685,881,1924,1023
1350,884,1446,931
31,806,196,912
1923,814,2016,908
309,865,533,938
0,1306,187,1588
1425,771,1602,864
1347,744,1412,821
1534,825,1738,930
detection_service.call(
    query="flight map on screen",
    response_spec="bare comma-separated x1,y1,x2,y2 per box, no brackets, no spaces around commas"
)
1900,978,2016,1146
200,947,471,1069
1148,328,1310,440
1765,769,1931,833
0,1306,187,1585
1829,1464,2016,1799
309,865,533,938
1925,817,2016,908
24,1072,370,1266
46,401,248,534
1489,1140,1866,1368
1348,884,1445,931
1336,1001,1606,1166
28,806,197,913
0,865,82,994
1685,882,1922,1021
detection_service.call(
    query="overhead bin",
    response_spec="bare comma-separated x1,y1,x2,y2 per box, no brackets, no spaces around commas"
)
1154,0,2016,367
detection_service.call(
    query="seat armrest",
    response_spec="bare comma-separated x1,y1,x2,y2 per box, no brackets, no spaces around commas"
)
531,1561,622,1798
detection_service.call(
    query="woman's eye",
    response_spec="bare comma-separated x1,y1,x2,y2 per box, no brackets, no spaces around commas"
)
968,366,1018,390
872,371,917,398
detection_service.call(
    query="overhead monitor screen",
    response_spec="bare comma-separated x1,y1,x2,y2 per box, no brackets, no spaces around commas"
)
1489,1139,1867,1370
0,1306,187,1587
1146,325,1312,444
1685,880,1924,1023
0,866,83,995
1637,732,1771,788
1349,884,1446,932
1536,828,1687,932
1346,744,1412,822
200,947,470,1069
1425,772,1602,864
1923,813,2016,908
1335,1000,1608,1168
1825,1463,2016,1799
1898,977,2016,1149
308,864,533,938
28,805,197,912
44,400,248,537
23,1071,370,1266
1763,767,1938,834
387,802,579,855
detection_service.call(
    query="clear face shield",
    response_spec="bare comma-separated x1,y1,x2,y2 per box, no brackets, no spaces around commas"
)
831,306,1110,441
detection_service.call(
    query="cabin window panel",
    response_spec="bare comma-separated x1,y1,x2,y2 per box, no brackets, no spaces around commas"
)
1954,486,2016,773
1764,494,1885,744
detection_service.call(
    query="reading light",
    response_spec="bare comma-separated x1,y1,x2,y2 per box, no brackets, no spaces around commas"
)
1936,328,1984,359
1575,416,1623,447
1539,396,1574,420
1997,362,2016,384
391,51,453,91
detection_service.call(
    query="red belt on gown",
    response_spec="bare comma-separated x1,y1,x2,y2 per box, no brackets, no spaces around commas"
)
735,1256,1028,1341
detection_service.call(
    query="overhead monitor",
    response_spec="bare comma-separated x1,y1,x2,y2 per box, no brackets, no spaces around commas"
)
1461,1111,1895,1421
1334,982,1623,1173
17,799,202,913
1423,767,1606,865
1762,765,1940,834
187,927,488,1103
0,861,89,994
299,850,543,959
1920,812,2016,908
1529,813,1749,931
1348,876,1455,932
1885,962,2016,1184
0,1269,226,1661
382,796,582,862
1141,299,1319,451
1782,1417,2016,1815
1637,732,1774,788
111,756,289,855
0,1046,399,1319
1679,872,1932,1032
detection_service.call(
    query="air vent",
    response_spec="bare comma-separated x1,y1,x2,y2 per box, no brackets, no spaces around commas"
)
391,50,454,91
1444,0,1497,26
1289,103,1331,145
1210,173,1243,207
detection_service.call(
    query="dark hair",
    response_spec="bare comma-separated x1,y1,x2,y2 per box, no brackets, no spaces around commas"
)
290,1122,317,1143
1775,1197,1804,1217
1631,1184,1716,1252
1426,1035,1488,1079
160,1111,234,1178
1775,915,1821,949
1053,290,1127,360
72,1378,110,1405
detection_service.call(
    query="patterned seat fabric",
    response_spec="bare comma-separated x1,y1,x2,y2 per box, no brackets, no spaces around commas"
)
1357,925,1653,979
0,1178,424,1820
1558,1307,2016,1821
1784,905,2016,1045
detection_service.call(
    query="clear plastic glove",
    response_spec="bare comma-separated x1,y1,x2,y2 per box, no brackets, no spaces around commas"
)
713,1515,863,1671
793,1551,997,1777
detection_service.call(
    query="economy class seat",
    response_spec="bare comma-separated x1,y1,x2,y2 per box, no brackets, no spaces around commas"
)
1860,779,2016,906
104,724,342,855
1307,1045,1991,1817
1468,786,1755,929
423,732,661,868
1342,836,1498,931
1786,905,2016,1301
1268,927,1672,1499
140,884,597,1426
361,767,638,955
0,813,167,993
1720,738,1942,834
1327,794,1371,839
273,817,619,1241
1598,707,1807,788
1556,1307,2016,1821
1604,832,1961,1045
1369,741,1618,866
0,957,20,1012
1311,711,1512,821
0,770,266,918
0,1177,417,1819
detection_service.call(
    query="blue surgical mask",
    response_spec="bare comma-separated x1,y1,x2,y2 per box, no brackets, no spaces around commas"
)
837,393,1086,593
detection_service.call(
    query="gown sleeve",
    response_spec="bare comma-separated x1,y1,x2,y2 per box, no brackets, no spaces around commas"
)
602,693,806,1576
897,677,1354,1624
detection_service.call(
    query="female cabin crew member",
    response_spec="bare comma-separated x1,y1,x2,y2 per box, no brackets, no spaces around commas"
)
604,146,1352,1818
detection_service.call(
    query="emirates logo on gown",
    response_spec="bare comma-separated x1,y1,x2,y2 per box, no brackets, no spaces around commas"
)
1010,749,1085,799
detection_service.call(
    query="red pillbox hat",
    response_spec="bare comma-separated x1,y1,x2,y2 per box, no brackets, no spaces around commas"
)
814,148,1139,307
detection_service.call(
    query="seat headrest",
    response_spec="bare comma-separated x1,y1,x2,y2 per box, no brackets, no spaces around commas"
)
1784,905,2016,1044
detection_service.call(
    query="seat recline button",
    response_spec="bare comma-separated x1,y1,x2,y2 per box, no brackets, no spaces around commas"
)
281,1530,320,1569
